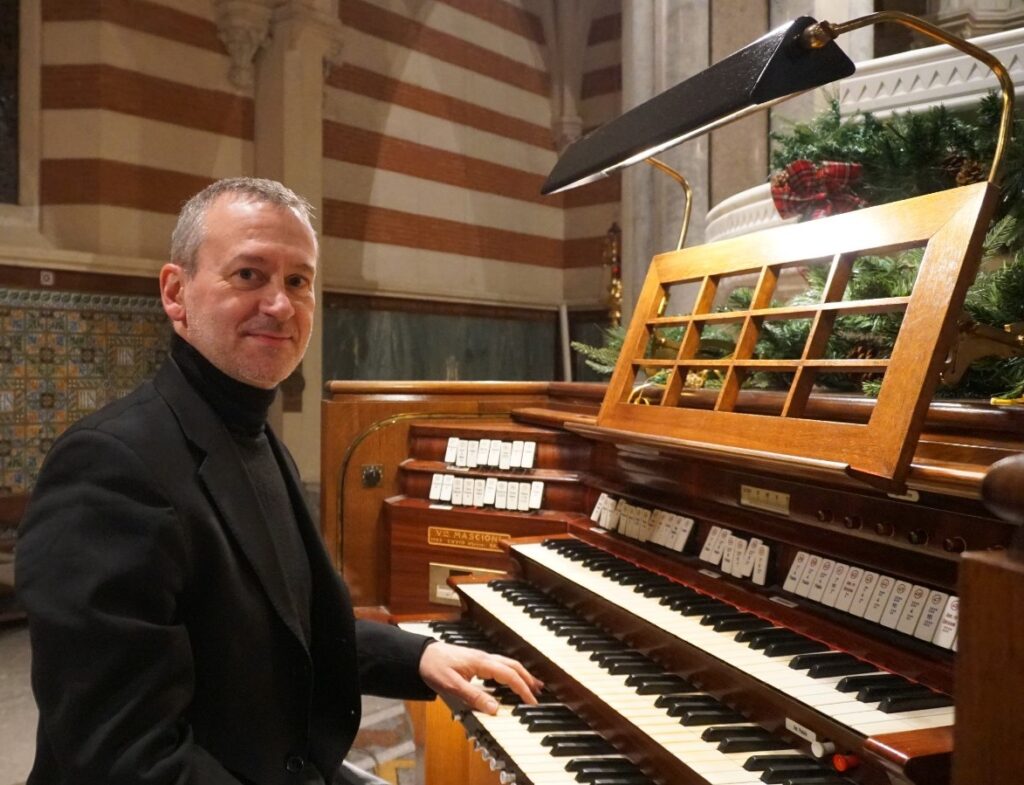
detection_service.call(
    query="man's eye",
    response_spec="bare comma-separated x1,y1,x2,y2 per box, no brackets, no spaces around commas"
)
287,275,310,289
238,269,255,280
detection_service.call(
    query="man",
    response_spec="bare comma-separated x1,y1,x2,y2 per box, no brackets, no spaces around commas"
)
16,178,541,784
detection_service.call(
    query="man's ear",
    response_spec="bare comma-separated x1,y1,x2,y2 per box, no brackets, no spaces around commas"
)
159,264,187,327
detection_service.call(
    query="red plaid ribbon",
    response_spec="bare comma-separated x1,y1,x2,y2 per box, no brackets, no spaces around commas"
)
771,159,866,221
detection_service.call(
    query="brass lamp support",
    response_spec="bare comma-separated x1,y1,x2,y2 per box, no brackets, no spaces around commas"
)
802,11,1015,185
644,157,693,250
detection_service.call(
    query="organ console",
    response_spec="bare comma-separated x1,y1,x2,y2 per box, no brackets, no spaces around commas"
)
319,13,1023,785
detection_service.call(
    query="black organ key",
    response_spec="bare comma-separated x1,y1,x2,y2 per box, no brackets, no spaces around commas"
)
835,673,908,692
606,660,664,676
789,652,851,671
780,777,856,785
699,607,747,625
878,691,953,713
763,639,831,657
714,616,774,633
543,733,618,757
718,735,794,753
855,683,933,702
759,760,831,783
563,757,635,773
524,716,592,732
678,708,746,726
667,597,732,615
744,755,818,772
700,725,764,741
806,658,877,679
625,674,694,694
734,627,786,644
741,629,805,649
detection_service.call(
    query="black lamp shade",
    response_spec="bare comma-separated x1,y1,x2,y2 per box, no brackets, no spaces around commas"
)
542,16,856,195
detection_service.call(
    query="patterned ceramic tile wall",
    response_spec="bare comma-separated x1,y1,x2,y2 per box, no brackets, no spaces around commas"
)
0,287,171,495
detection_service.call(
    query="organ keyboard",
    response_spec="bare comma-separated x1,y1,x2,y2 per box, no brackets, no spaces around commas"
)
325,383,1024,785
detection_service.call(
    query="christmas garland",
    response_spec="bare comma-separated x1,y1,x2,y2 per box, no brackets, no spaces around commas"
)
573,95,1024,400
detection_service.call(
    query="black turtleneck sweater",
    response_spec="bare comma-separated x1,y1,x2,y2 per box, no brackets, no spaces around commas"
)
171,334,312,643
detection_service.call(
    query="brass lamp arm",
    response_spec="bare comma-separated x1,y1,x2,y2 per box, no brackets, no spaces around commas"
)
644,157,693,251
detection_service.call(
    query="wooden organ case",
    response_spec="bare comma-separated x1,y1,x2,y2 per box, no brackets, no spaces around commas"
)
319,15,1024,785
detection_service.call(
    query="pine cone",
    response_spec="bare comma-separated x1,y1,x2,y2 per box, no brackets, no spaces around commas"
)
956,159,984,186
941,152,966,178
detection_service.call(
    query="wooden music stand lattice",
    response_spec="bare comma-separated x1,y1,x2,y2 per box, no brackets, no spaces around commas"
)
598,181,998,490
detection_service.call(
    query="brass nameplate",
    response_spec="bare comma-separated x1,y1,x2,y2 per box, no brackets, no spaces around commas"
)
427,526,510,553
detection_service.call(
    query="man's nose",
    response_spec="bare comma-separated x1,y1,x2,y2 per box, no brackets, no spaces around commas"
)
261,283,295,320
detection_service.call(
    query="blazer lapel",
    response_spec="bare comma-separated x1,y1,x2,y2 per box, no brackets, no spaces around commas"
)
154,361,309,650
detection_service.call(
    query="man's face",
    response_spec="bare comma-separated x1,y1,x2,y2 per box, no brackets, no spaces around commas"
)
161,194,318,389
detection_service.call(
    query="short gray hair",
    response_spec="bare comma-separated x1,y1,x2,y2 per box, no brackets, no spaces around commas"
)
170,177,316,275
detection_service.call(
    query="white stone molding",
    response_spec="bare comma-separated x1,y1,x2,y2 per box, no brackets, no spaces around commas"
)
705,183,796,244
214,0,274,89
837,26,1024,118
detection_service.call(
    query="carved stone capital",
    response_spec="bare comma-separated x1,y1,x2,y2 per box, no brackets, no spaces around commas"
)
270,0,345,75
214,0,274,89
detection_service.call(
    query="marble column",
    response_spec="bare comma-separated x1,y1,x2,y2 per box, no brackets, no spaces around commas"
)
253,0,343,482
621,0,710,324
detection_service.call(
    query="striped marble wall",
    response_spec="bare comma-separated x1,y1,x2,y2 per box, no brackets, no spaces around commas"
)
37,0,246,264
31,0,624,308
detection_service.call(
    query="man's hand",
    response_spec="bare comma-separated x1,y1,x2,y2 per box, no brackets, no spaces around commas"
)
419,641,544,715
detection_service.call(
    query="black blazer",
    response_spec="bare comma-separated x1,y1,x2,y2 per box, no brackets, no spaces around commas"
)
17,359,433,785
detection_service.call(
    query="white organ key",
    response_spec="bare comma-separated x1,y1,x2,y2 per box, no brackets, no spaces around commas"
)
487,440,502,466
848,570,879,617
795,554,822,598
807,558,835,603
510,440,525,469
529,481,544,509
740,538,759,578
880,580,912,629
783,551,811,594
834,566,864,613
507,482,520,511
444,437,459,464
700,526,724,564
864,575,897,623
440,474,454,502
752,543,769,586
428,473,443,501
473,478,486,508
517,482,531,512
710,527,730,565
499,442,512,471
730,538,748,578
914,589,950,642
522,441,537,469
483,477,498,506
720,536,737,575
451,477,464,506
456,440,469,468
675,517,695,552
896,584,930,635
931,595,959,649
820,562,848,607
495,481,508,510
467,440,479,468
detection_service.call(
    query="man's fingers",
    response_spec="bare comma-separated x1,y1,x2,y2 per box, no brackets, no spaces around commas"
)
493,654,544,693
476,658,539,705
